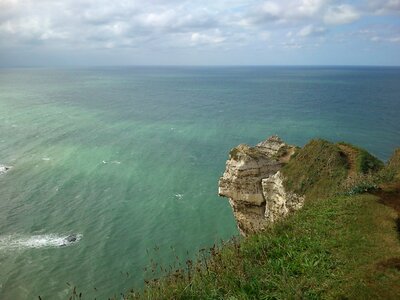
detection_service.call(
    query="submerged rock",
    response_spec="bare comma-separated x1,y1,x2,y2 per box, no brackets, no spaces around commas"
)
218,136,303,236
66,234,77,243
60,234,80,247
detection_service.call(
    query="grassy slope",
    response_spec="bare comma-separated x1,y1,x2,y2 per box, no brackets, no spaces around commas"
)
281,139,349,199
127,194,400,299
124,141,400,300
385,148,400,182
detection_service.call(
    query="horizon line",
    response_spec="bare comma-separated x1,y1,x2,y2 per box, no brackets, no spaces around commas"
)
1,64,400,69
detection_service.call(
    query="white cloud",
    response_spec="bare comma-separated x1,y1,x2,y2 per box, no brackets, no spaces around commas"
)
282,39,303,49
297,24,326,37
367,0,400,14
324,4,360,25
190,30,226,45
370,36,381,42
370,35,400,43
260,2,281,18
138,11,177,29
0,0,397,64
244,0,328,25
259,31,272,41
0,16,69,42
295,0,327,17
389,36,400,43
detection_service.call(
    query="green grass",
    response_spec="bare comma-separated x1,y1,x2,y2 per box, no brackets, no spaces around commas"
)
381,148,400,182
388,148,400,171
280,140,387,198
281,139,349,199
125,192,400,300
229,144,277,161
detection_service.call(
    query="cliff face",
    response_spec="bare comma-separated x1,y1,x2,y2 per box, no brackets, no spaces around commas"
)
218,136,304,236
262,171,304,223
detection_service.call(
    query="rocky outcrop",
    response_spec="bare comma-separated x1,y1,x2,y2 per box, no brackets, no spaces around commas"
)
262,171,304,223
0,164,11,175
218,136,304,236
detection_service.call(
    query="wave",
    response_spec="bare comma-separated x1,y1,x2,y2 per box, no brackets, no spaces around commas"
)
175,193,184,200
0,233,82,250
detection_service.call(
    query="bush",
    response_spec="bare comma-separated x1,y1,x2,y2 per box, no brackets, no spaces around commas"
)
342,173,378,195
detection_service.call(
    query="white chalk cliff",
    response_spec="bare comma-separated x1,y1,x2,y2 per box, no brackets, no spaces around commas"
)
218,136,304,236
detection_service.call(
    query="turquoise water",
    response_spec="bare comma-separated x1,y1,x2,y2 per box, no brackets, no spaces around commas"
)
0,66,399,299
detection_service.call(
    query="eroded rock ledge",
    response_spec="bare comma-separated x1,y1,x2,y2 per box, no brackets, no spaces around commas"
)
218,136,304,236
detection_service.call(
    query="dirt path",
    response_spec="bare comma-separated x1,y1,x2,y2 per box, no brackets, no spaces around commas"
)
338,144,358,178
372,181,400,271
373,182,400,213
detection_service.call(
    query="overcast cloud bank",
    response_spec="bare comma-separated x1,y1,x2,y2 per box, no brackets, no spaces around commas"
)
0,0,399,66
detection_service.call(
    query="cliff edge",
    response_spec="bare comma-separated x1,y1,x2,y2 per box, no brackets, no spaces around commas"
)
218,136,386,236
218,136,303,235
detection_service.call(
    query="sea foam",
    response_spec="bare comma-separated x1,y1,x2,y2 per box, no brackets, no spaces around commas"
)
0,234,82,250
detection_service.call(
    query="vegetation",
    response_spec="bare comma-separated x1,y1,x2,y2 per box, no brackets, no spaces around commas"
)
388,148,400,174
229,144,266,161
343,173,379,195
337,142,384,174
380,148,400,182
281,139,349,199
281,139,388,198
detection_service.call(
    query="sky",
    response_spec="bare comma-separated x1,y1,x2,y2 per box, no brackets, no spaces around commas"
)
0,0,399,66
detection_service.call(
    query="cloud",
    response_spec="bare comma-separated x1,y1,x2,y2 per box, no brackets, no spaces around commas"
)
297,24,326,37
0,0,399,65
243,0,328,25
370,35,400,43
323,4,360,25
353,24,400,45
367,0,400,14
259,31,272,41
260,1,281,19
282,39,303,49
389,36,400,43
0,0,223,49
295,0,327,17
190,30,226,46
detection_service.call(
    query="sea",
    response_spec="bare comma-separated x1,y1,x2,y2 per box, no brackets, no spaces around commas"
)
0,66,399,299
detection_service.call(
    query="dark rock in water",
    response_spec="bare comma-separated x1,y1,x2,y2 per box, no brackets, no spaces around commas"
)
0,165,11,175
66,234,77,243
60,234,79,247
